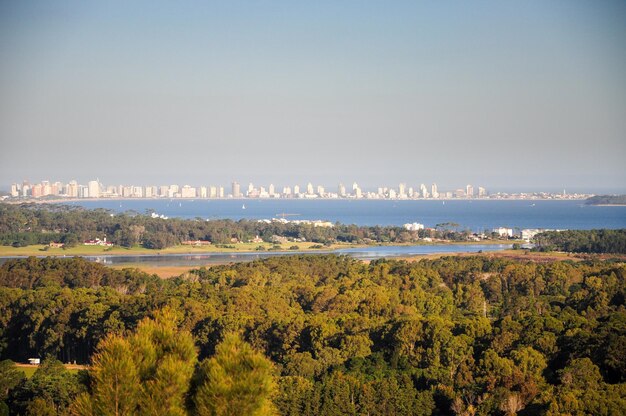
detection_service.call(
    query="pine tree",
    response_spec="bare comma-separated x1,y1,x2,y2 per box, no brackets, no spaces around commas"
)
194,333,276,416
71,307,196,416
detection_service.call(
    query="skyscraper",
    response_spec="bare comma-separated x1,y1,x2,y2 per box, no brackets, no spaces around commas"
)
88,180,100,198
232,181,241,198
431,183,439,199
338,183,346,197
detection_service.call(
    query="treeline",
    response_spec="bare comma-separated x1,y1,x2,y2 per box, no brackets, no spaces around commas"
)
0,203,469,249
534,229,626,254
1,255,625,414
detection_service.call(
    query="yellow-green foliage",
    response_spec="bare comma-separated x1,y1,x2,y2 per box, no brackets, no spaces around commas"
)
194,333,276,416
71,308,197,416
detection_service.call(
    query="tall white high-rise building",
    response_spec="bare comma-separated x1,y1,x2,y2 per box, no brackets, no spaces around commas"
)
420,183,429,198
88,180,100,198
338,183,346,197
431,183,439,199
398,183,406,198
466,184,474,198
307,182,314,195
232,182,241,198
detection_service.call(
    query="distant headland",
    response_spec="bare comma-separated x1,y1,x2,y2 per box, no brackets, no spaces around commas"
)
585,195,626,206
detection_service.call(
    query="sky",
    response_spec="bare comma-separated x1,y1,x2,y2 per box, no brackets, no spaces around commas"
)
1,1,625,193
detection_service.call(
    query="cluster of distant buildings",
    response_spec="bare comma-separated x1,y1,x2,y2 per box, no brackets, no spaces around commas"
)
7,179,591,201
402,223,553,242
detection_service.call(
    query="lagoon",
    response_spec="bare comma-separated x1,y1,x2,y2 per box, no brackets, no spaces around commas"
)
0,243,514,268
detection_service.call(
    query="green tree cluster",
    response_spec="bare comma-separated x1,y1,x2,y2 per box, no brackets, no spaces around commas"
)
534,229,626,254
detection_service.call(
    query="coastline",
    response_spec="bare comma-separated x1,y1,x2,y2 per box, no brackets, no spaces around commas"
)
3,196,590,204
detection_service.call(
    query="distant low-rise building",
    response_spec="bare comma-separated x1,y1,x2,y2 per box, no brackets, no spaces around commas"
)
84,238,113,246
492,227,513,238
181,240,211,246
521,229,542,242
403,222,425,231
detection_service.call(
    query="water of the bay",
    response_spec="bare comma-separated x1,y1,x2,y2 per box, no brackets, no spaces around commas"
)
65,199,625,230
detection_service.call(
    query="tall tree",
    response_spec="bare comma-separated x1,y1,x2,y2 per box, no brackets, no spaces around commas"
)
194,333,276,416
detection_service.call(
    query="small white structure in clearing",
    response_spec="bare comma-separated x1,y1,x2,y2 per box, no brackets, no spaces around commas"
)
28,358,40,365
84,237,113,246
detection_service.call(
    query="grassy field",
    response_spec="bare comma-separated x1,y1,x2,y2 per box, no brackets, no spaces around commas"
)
15,364,85,378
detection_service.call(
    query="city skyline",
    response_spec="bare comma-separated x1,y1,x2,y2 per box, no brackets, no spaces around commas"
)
7,177,593,201
1,175,620,196
1,2,625,192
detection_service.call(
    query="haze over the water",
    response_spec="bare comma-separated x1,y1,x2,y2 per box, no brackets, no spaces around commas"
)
1,1,625,193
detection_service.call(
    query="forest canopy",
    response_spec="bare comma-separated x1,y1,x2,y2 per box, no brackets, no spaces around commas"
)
1,255,625,414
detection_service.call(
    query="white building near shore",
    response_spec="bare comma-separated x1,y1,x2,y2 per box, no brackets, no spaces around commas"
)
404,222,425,231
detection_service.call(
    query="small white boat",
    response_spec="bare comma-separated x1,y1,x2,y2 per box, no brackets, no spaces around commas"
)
242,204,246,210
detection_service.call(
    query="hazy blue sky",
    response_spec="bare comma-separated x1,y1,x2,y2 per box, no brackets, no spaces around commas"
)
1,1,625,192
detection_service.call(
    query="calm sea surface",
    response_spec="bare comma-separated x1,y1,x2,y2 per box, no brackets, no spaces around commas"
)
66,199,625,230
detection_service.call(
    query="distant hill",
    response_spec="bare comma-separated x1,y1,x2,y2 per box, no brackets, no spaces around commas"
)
585,195,626,205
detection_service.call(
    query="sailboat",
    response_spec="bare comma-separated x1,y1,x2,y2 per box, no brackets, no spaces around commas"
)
442,201,445,205
242,204,246,210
